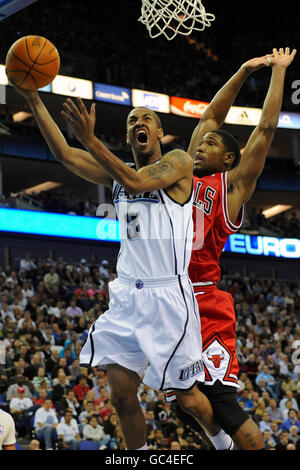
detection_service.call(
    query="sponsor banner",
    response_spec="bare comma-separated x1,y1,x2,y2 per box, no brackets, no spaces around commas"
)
132,89,170,113
0,208,120,242
52,74,93,99
94,83,131,106
170,96,209,118
0,64,8,85
223,234,300,259
278,112,300,129
224,106,262,126
39,83,51,93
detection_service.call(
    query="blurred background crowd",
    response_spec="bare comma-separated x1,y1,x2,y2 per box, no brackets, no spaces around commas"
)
0,254,300,450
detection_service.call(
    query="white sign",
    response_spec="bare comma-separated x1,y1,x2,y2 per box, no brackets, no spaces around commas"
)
0,64,8,85
52,74,93,99
132,89,170,113
225,106,262,126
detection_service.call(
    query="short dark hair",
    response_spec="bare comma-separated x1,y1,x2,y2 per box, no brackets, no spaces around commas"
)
213,130,241,168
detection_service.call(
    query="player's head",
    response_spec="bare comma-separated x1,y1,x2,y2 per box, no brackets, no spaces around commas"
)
193,130,241,177
126,107,164,164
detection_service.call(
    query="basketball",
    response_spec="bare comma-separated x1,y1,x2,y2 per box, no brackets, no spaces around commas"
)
5,35,60,90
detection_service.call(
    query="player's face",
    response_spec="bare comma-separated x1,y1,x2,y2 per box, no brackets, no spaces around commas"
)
126,107,163,161
193,132,226,177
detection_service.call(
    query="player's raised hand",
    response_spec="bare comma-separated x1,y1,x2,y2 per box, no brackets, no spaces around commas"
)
61,97,96,145
240,54,275,74
267,47,297,69
6,70,39,102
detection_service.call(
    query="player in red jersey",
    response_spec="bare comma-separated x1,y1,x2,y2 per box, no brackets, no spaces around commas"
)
167,47,297,450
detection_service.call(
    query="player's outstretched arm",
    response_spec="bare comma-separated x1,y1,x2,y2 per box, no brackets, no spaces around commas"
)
227,47,297,221
187,54,271,159
63,97,192,194
8,83,113,188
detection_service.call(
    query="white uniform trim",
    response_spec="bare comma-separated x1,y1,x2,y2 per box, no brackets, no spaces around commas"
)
221,171,244,233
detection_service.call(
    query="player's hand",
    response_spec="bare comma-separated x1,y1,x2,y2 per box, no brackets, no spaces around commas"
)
6,70,39,101
240,54,274,74
61,97,96,145
267,47,297,69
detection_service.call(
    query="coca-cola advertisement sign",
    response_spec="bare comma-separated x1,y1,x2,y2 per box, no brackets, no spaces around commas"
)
170,96,210,118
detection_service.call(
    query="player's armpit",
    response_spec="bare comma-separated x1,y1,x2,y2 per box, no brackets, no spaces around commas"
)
62,147,113,188
227,124,275,204
132,149,193,194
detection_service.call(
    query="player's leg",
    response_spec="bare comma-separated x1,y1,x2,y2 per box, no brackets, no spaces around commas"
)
107,363,147,450
199,381,264,449
175,385,233,450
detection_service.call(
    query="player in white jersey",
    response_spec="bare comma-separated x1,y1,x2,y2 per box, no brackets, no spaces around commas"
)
10,82,232,450
0,409,16,450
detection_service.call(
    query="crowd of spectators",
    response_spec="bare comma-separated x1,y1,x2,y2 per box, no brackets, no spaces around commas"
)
0,253,300,450
0,0,298,111
243,208,300,238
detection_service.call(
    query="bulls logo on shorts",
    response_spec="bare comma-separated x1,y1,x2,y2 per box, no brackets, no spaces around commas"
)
202,334,239,386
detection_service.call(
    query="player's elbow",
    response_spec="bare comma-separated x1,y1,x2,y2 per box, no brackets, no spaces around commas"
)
257,121,278,134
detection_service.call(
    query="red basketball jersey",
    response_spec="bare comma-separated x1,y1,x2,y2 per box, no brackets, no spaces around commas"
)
189,171,244,286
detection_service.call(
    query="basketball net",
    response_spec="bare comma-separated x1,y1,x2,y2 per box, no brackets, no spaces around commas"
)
139,0,215,40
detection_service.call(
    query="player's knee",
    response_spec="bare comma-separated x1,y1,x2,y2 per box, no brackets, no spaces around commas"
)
110,387,138,415
175,387,201,417
212,398,249,437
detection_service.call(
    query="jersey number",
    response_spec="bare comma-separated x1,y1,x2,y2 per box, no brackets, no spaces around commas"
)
126,213,140,240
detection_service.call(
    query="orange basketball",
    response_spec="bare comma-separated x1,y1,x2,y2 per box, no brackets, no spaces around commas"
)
5,35,60,90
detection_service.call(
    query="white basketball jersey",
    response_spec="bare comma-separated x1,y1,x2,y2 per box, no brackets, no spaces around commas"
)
112,178,194,279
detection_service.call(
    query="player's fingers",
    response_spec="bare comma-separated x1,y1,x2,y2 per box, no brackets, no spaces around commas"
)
65,98,81,118
291,49,297,58
61,109,74,124
76,97,89,117
273,48,278,55
90,103,96,122
279,47,284,55
285,47,290,55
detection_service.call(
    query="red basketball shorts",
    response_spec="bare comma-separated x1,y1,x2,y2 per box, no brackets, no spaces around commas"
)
194,285,239,388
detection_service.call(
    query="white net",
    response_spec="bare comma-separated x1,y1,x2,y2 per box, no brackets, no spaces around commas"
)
138,0,215,41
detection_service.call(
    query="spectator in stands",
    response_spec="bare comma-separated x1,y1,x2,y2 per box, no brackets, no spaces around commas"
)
78,400,98,433
237,389,255,415
275,429,292,450
255,365,281,400
73,375,90,404
262,429,277,450
33,399,59,450
19,254,36,275
23,352,42,381
66,299,83,320
6,374,32,401
266,398,284,425
57,409,80,450
259,411,272,433
288,424,300,448
45,348,60,375
52,369,70,407
32,366,52,392
28,439,41,450
56,388,80,419
280,409,300,433
279,390,299,413
82,415,110,449
9,386,33,437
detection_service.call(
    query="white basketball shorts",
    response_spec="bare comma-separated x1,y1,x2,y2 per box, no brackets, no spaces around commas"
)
80,273,205,391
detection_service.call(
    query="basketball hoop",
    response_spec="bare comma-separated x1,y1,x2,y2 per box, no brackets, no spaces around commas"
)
138,0,215,41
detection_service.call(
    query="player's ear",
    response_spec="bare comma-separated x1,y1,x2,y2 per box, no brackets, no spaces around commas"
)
224,152,235,166
126,133,129,144
158,127,164,140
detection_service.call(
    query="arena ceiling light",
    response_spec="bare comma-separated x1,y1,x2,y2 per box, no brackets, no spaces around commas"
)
262,204,292,219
